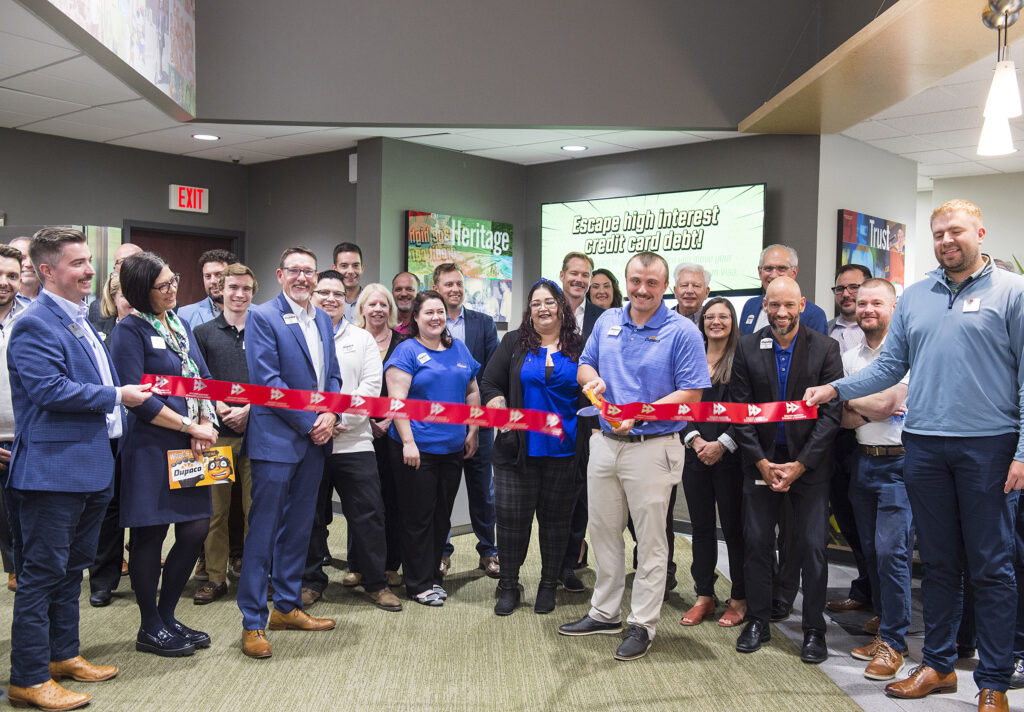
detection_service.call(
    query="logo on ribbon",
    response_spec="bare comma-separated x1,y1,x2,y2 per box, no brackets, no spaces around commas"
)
230,383,245,395
546,414,560,428
786,402,800,414
310,392,325,405
677,404,690,415
606,405,621,416
270,389,285,400
351,395,365,407
155,377,169,389
390,399,404,411
429,403,444,416
747,404,762,416
192,379,206,392
470,406,484,419
508,410,524,423
713,403,727,415
641,404,655,414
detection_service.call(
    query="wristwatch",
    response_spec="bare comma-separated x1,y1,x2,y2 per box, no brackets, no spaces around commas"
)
179,415,193,433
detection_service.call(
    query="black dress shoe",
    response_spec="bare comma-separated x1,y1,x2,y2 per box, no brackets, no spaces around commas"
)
769,599,792,622
800,630,828,664
166,620,211,649
136,627,196,657
560,567,585,593
89,590,112,608
494,585,520,616
736,619,771,653
534,583,556,614
614,625,651,661
558,614,623,636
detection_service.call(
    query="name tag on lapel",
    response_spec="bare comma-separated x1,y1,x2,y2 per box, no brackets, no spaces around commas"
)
759,338,773,350
745,314,755,325
283,313,299,325
67,322,85,339
151,335,166,349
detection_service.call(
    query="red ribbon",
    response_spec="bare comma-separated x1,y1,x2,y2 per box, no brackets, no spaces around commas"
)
141,375,566,436
599,400,817,424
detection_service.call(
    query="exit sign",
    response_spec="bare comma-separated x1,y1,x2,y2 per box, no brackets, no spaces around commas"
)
169,184,209,213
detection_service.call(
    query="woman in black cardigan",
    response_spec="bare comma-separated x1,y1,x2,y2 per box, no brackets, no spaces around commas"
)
481,279,586,616
679,297,747,628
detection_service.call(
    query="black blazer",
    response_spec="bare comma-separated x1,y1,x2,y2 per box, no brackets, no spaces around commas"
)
729,324,843,483
581,301,604,340
462,307,498,383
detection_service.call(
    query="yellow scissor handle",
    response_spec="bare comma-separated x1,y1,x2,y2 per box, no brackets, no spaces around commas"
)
585,388,621,428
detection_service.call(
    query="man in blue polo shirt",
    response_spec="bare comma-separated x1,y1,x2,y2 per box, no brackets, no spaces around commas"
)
558,251,709,661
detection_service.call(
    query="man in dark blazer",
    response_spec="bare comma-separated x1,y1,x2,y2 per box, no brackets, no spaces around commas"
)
433,263,500,576
6,228,151,710
238,246,342,659
729,276,843,664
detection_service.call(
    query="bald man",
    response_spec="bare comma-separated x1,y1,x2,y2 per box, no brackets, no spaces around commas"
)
729,276,843,663
88,243,142,327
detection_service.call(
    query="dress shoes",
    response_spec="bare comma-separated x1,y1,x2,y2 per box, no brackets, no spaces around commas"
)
977,688,1009,712
800,631,828,664
479,556,500,579
8,572,17,591
229,556,243,578
438,556,450,576
7,680,90,711
193,581,227,605
884,665,958,699
167,620,211,649
864,641,904,681
852,635,910,661
193,557,208,581
386,570,402,587
135,627,196,657
242,629,272,659
120,558,129,577
365,587,403,612
342,572,362,587
301,587,321,608
826,597,871,612
680,598,717,626
1010,658,1024,689
863,615,881,636
268,607,336,631
769,600,791,622
48,655,118,682
736,619,771,653
494,585,520,616
559,567,585,593
88,590,112,608
614,625,651,661
534,583,556,614
558,614,622,636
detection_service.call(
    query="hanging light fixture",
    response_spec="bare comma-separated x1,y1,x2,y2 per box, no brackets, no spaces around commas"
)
978,6,1022,155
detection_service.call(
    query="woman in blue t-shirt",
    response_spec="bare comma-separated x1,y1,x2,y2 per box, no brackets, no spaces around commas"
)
384,290,481,606
480,279,586,616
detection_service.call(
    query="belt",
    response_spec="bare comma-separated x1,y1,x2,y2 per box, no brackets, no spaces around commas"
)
860,445,905,457
601,431,677,444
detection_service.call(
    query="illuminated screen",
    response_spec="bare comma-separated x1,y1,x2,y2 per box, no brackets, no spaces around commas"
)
541,184,765,292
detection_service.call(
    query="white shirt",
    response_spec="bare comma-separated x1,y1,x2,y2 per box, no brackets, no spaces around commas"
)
842,335,908,447
283,292,325,390
754,307,769,332
329,320,382,453
830,316,865,354
573,301,585,335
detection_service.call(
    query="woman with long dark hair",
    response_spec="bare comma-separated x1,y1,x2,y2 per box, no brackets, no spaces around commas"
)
384,290,481,607
588,268,623,309
678,297,746,627
481,279,586,615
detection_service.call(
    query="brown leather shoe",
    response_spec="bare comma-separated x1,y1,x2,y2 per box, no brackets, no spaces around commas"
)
7,680,90,710
863,615,881,635
479,556,500,579
242,629,272,658
851,635,884,661
884,665,958,698
365,587,403,612
439,556,450,576
194,558,208,581
341,572,361,587
268,607,336,631
301,587,321,608
864,641,905,681
978,688,1009,712
386,570,402,587
230,557,243,578
48,655,118,683
827,597,871,612
193,581,227,605
7,572,16,591
120,558,129,577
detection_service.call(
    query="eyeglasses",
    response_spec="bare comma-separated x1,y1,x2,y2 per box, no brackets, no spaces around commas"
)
312,289,345,300
703,314,731,322
151,274,180,294
283,267,317,278
529,299,558,310
831,284,861,295
759,264,793,274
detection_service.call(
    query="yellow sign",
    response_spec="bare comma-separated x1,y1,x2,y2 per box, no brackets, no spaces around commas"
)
167,446,235,489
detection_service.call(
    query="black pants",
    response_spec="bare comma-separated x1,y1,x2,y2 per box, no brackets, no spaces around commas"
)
494,456,580,587
373,433,403,572
0,440,13,574
743,472,830,632
682,455,745,600
88,445,124,594
303,450,388,593
829,429,872,605
389,439,462,597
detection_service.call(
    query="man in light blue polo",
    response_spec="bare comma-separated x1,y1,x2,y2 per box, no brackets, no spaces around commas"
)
558,251,710,661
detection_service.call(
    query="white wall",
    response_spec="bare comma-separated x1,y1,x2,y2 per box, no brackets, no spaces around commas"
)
815,135,918,313
912,190,934,283
929,173,1024,270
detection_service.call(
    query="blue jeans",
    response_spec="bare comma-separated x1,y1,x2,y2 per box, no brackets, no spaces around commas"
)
849,451,913,651
9,487,111,686
903,432,1019,692
444,427,496,558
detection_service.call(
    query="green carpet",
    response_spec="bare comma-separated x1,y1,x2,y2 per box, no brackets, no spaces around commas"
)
0,525,859,712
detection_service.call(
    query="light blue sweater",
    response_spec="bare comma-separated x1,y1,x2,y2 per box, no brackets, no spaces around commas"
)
831,258,1024,461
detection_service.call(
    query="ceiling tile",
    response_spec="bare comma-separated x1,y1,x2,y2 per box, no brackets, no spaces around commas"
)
455,128,576,145
183,145,287,164
865,134,940,153
900,149,966,164
21,117,128,142
918,161,997,177
273,126,387,146
49,104,177,134
874,86,973,120
102,98,180,125
515,138,636,158
976,152,1024,172
403,133,506,151
0,0,76,49
597,130,706,149
346,126,447,139
0,86,87,118
883,108,988,134
227,136,338,157
0,108,43,127
463,145,567,164
108,125,269,154
915,127,983,150
1,68,136,106
0,32,78,78
841,120,905,142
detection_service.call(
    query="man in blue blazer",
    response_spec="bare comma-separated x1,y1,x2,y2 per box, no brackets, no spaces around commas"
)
238,246,342,659
6,228,151,710
433,264,500,576
739,244,828,336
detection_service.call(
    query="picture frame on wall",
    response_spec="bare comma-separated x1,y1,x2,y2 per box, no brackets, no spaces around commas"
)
836,209,907,294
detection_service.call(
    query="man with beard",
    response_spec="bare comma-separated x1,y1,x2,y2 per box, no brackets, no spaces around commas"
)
731,276,843,664
392,272,419,334
7,238,40,305
177,249,238,328
332,242,363,324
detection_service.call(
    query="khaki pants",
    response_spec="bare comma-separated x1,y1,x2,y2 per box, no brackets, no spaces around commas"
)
587,432,684,639
204,435,252,583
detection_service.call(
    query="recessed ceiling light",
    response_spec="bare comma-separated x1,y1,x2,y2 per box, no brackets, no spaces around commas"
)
192,133,219,141
561,144,588,152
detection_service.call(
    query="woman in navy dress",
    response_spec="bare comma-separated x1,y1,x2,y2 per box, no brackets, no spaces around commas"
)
110,252,218,657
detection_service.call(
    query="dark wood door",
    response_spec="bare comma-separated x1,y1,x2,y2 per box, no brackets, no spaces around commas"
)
130,230,235,307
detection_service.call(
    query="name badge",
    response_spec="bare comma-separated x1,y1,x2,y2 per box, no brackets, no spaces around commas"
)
745,314,755,325
759,338,773,350
67,322,85,339
283,313,299,325
607,325,622,336
151,335,166,349
417,352,431,364
341,343,356,353
963,298,980,313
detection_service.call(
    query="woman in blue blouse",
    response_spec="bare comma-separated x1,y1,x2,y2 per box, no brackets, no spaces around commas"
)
110,252,218,657
384,290,481,607
480,279,585,616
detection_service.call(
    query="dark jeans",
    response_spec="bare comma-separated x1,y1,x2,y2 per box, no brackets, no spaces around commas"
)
390,440,462,597
444,427,496,558
682,455,745,600
9,486,110,686
493,456,580,587
304,450,388,593
0,440,13,573
849,451,913,650
373,433,403,571
831,430,873,605
903,432,1019,692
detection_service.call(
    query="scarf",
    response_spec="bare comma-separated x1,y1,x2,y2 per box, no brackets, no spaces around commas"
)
136,310,218,427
